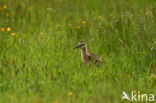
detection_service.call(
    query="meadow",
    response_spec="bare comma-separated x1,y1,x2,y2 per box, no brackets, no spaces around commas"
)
0,0,156,103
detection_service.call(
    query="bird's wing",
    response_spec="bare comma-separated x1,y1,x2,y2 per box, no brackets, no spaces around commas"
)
89,54,103,62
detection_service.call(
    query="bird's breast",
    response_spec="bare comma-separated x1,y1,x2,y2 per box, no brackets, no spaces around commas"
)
81,51,90,63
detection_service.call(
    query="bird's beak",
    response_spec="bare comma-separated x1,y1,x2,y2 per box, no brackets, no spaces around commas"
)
74,45,81,49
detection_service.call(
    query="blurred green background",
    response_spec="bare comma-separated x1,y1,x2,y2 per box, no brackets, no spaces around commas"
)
0,0,156,103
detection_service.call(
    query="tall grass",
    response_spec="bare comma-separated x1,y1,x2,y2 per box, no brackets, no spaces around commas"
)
0,0,156,103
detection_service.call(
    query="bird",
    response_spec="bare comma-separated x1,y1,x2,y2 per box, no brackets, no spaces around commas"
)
75,41,103,63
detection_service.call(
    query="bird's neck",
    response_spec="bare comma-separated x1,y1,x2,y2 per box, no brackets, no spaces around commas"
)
81,47,89,58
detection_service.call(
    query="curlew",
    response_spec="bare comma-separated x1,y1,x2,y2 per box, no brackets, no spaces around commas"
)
75,41,103,63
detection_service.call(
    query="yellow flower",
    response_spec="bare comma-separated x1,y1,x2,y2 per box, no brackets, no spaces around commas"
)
11,33,16,36
1,28,5,32
7,27,11,32
145,11,152,15
133,90,137,94
76,26,80,29
55,100,59,103
6,13,9,17
27,7,31,10
68,91,72,96
82,20,86,24
3,5,7,9
40,32,43,35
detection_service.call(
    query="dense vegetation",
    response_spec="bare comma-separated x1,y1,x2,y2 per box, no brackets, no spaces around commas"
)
0,0,156,103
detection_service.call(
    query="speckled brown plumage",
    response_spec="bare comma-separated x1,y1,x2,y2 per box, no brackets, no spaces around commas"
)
75,41,103,63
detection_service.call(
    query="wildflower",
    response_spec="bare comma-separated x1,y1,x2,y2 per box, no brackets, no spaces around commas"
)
11,33,16,36
27,7,31,10
6,13,9,17
68,91,72,96
7,27,11,32
145,11,152,15
3,5,7,9
76,26,80,29
1,28,5,32
133,90,137,94
55,100,59,103
82,20,86,24
40,32,43,35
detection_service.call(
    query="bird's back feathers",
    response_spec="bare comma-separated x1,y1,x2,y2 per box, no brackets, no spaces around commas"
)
89,54,103,63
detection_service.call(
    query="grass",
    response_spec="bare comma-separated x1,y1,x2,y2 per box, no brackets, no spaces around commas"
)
0,0,156,103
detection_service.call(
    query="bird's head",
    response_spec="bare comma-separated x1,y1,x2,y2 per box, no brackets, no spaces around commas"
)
75,41,87,49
